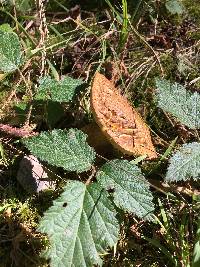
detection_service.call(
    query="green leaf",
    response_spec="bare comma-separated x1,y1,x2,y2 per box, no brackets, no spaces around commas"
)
166,142,200,182
35,76,84,102
96,159,154,221
0,30,23,72
193,218,200,267
165,0,184,15
0,23,13,32
155,78,200,129
23,129,96,173
38,181,119,267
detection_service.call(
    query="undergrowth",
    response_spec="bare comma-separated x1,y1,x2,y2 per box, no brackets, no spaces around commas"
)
0,0,200,266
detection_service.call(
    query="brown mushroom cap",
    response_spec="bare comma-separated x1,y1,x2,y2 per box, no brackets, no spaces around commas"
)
90,72,157,159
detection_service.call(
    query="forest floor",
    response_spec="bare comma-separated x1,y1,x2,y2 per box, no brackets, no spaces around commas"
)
0,1,200,266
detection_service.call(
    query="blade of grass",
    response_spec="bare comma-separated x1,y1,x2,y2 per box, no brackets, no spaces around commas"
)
128,18,164,75
142,236,178,266
193,218,200,267
130,155,147,164
131,0,144,24
105,0,128,50
30,36,73,55
46,59,60,81
48,25,65,40
179,214,191,267
97,39,107,72
159,137,178,162
120,0,128,49
158,198,177,251
105,0,122,23
0,142,8,166
51,0,69,12
148,136,178,176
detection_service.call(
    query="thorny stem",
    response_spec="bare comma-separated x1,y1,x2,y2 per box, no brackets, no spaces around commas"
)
0,124,38,138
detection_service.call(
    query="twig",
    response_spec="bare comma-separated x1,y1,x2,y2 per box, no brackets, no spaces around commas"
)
149,179,200,197
85,165,96,185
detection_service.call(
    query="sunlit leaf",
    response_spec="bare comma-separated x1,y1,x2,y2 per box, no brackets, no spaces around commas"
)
166,142,200,182
155,78,200,129
0,30,23,72
97,159,154,220
23,129,96,173
38,181,119,267
35,76,84,102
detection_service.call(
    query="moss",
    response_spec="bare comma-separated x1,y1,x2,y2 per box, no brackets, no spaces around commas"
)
160,54,178,79
183,0,200,23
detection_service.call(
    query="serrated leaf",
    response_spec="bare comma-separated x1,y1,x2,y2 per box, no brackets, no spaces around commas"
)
0,30,23,72
38,181,119,267
23,129,96,173
165,0,184,15
166,142,200,182
96,159,154,221
155,78,200,129
35,76,84,102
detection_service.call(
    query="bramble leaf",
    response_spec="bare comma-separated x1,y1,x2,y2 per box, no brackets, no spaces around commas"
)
155,78,200,129
0,24,13,32
23,129,96,173
166,142,200,182
35,76,84,102
0,30,23,72
165,0,184,15
38,181,119,267
96,159,154,221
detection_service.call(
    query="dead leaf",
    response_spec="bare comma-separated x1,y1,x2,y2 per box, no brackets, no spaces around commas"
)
90,72,157,159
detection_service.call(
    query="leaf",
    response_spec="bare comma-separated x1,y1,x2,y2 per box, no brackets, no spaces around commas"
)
165,0,184,15
155,78,200,129
0,30,23,72
38,181,119,267
91,72,157,159
166,142,200,182
96,159,154,221
35,76,84,102
0,24,13,32
23,129,96,173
